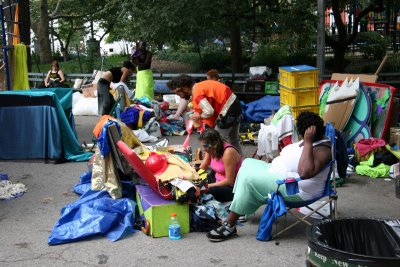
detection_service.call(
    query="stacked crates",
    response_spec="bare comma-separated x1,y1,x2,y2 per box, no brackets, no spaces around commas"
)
279,65,319,120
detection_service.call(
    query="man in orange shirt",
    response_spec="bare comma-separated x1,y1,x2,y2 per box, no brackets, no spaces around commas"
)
167,74,242,154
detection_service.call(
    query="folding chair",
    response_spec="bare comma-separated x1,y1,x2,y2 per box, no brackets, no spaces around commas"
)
272,122,338,239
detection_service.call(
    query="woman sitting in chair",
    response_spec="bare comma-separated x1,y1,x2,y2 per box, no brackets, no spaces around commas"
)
198,128,243,202
207,111,332,242
44,60,66,88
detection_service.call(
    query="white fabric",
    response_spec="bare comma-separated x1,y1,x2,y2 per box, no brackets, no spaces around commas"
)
112,82,133,99
257,114,294,158
170,178,195,192
93,70,103,84
198,98,214,118
270,139,331,200
133,129,158,143
72,92,82,107
72,96,98,115
144,117,162,138
257,124,278,158
0,180,27,200
73,79,83,89
275,114,294,140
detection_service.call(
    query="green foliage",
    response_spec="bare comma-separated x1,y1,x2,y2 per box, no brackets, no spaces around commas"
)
30,55,129,74
250,44,288,72
357,32,388,60
200,46,231,72
156,50,200,69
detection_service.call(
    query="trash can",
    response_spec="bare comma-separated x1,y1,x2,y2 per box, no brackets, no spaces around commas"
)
306,218,400,267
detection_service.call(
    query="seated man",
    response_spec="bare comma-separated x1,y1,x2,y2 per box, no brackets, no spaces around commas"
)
207,111,332,242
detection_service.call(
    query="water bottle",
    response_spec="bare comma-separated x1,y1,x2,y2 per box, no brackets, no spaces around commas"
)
168,212,181,240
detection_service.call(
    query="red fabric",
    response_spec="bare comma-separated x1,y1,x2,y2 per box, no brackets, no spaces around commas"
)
355,138,386,157
278,135,292,152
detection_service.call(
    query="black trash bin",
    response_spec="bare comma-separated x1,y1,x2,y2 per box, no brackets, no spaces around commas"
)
306,218,400,267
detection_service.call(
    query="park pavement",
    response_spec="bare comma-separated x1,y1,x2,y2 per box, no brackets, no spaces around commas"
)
0,115,399,267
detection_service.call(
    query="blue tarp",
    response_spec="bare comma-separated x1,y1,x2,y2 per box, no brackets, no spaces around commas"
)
241,95,281,122
49,171,138,245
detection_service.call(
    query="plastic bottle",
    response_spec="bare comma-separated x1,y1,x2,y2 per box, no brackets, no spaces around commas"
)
168,212,181,240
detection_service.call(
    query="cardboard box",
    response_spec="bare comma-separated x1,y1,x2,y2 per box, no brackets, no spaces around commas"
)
81,83,97,98
331,73,377,83
136,184,189,237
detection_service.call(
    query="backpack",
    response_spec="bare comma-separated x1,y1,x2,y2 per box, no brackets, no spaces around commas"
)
335,130,349,179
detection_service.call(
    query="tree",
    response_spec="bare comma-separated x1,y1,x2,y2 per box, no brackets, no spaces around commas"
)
326,0,384,72
107,0,284,72
30,0,111,63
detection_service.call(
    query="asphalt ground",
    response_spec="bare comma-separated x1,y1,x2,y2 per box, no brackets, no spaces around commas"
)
0,115,399,267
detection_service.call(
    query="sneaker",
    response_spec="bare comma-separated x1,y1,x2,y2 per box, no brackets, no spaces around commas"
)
238,215,247,223
207,221,238,242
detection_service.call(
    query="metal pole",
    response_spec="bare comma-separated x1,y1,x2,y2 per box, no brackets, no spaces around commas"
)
0,1,11,90
317,0,326,82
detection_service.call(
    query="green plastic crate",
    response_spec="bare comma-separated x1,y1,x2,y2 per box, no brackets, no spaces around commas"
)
264,81,279,94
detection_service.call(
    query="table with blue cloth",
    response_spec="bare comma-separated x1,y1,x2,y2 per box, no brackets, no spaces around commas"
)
0,88,92,161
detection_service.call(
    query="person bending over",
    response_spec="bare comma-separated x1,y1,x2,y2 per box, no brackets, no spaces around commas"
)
167,74,242,154
207,111,332,242
44,60,65,88
97,61,134,115
199,128,243,202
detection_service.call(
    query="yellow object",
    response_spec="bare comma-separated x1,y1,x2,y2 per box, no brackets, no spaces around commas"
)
279,67,318,89
136,185,189,238
197,168,208,180
281,104,319,121
138,110,145,128
280,85,319,107
13,44,29,90
12,4,20,45
155,154,200,183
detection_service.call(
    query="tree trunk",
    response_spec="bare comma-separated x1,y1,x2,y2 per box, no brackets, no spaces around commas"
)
229,22,243,73
20,0,31,71
332,45,347,73
38,0,52,63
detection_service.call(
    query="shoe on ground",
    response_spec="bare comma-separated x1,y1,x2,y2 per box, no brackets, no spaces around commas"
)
207,221,238,242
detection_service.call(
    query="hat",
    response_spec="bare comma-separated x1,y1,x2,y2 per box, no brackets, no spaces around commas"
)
145,152,168,175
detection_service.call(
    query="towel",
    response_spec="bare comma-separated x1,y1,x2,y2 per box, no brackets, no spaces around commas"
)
13,44,29,90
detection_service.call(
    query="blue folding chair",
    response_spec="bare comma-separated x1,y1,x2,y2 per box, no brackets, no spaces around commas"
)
272,122,338,239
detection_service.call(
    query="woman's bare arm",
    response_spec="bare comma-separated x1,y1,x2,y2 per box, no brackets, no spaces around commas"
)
298,126,331,179
120,67,130,83
58,70,65,83
199,152,211,171
208,147,239,188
